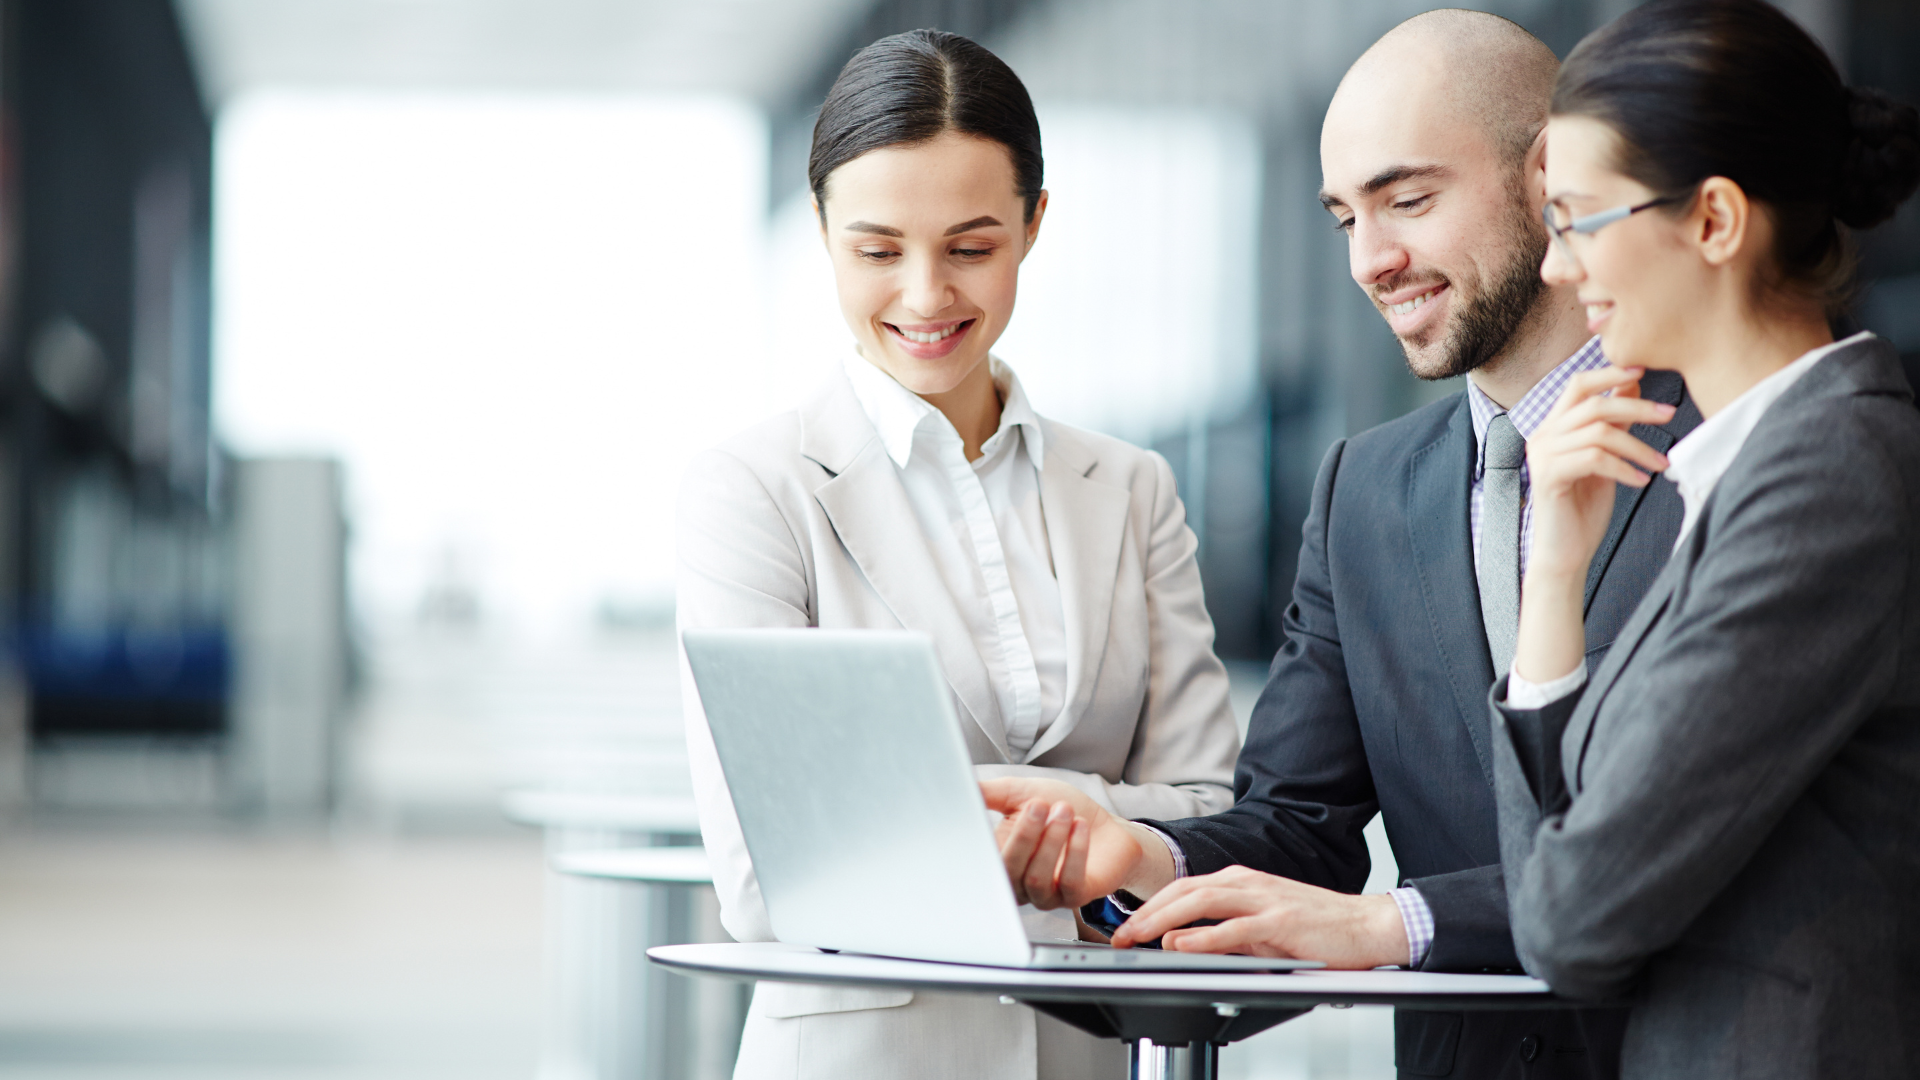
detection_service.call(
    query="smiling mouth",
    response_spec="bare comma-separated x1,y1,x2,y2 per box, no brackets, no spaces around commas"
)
886,320,973,344
1386,286,1444,316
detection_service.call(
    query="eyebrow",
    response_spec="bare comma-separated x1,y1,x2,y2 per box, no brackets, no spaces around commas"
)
1318,164,1454,209
944,215,1002,235
840,215,1005,237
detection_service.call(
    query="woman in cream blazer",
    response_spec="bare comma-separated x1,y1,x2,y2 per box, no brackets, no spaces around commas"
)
677,29,1240,1080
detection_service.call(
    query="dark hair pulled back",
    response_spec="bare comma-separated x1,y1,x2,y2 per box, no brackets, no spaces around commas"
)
809,29,1043,222
1554,0,1920,311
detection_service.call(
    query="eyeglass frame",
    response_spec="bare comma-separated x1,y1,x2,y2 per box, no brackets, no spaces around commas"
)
1541,193,1688,270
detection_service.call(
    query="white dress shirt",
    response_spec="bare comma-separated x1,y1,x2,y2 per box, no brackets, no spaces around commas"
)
841,352,1068,757
1505,331,1869,709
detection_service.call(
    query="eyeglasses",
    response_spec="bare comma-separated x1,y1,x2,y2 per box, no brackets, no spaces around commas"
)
1542,194,1686,271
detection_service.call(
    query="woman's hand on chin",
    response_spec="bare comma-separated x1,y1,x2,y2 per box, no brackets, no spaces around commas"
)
1526,367,1675,581
1514,366,1675,685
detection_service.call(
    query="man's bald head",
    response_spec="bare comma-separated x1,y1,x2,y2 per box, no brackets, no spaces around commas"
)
1318,10,1567,384
1335,9,1559,167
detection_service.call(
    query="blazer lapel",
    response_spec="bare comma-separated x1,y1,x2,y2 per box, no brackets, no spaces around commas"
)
1022,424,1130,762
1581,369,1695,612
1407,397,1499,789
1566,527,1697,791
800,375,1012,762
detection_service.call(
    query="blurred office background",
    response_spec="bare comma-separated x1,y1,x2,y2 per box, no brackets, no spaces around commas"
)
0,0,1911,1078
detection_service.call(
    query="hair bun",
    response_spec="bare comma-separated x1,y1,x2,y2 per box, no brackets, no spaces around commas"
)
1836,86,1920,229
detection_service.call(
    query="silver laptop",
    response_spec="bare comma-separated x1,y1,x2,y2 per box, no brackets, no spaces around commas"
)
683,628,1320,972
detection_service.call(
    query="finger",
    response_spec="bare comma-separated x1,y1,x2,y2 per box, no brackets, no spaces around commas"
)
980,779,1048,815
1056,817,1093,908
1548,366,1644,417
1542,425,1670,476
1112,885,1261,948
1584,426,1671,473
1160,919,1291,957
1021,803,1076,909
998,802,1048,904
1561,445,1660,488
1559,395,1676,431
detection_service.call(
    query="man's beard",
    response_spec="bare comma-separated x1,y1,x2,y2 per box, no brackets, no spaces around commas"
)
1394,200,1552,381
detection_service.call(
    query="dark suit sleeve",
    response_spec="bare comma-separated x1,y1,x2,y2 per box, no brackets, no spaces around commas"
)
1140,439,1375,896
1145,437,1533,972
1406,866,1522,971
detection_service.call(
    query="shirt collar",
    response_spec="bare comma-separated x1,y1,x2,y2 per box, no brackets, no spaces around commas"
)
841,353,1045,469
1466,336,1609,479
1663,331,1870,518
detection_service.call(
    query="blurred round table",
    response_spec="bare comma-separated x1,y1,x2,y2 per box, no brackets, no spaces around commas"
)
506,791,741,1080
552,846,716,884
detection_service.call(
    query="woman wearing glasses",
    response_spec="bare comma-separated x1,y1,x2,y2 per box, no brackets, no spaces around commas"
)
676,29,1240,1080
1495,0,1920,1075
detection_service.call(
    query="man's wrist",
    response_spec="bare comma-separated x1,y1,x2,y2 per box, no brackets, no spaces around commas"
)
1362,892,1413,968
1118,821,1178,897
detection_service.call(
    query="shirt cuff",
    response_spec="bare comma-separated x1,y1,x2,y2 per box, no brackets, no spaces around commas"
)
1504,660,1589,710
1138,824,1188,879
1391,885,1435,969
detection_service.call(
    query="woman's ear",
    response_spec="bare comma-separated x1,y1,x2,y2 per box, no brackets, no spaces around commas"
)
813,195,828,245
1693,176,1750,268
1020,190,1050,261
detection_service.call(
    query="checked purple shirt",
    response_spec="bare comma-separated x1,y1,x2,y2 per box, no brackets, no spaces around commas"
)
1466,336,1611,580
1144,338,1612,970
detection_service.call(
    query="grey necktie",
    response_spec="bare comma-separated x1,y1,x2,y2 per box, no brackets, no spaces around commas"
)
1479,414,1524,676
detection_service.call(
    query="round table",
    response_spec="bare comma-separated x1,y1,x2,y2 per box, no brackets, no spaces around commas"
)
553,846,717,883
649,941,1558,1080
505,791,718,1080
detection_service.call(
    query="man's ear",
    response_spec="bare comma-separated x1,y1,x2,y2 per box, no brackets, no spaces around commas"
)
1524,127,1550,209
1693,176,1750,269
1020,189,1050,262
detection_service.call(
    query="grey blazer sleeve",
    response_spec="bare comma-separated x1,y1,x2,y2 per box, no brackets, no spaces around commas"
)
1489,396,1910,1001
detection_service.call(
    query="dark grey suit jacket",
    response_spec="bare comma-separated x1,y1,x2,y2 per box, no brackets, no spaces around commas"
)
1148,369,1700,1079
1491,337,1920,1079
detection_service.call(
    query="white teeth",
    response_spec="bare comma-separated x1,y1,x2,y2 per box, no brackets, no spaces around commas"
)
1388,288,1439,316
899,324,960,344
1586,304,1608,320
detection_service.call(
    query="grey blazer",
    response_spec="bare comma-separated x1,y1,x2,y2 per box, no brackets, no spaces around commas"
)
1490,336,1920,1079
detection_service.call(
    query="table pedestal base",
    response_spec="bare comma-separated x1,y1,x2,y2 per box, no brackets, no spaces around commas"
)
1129,1038,1215,1080
1024,1000,1308,1080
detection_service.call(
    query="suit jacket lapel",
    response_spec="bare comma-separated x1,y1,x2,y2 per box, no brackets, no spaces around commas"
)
1581,369,1695,612
1022,423,1130,762
1566,524,1697,791
800,374,1012,761
1408,397,1498,789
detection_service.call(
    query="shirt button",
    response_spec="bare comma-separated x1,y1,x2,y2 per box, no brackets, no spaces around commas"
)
1520,1034,1542,1062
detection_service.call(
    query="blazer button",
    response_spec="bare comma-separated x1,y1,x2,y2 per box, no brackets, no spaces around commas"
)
1520,1034,1542,1062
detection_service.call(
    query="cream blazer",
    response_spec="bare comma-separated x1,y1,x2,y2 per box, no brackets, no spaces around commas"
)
677,367,1241,1080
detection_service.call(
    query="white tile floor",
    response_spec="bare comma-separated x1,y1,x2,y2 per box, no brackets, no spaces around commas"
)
0,624,1397,1080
